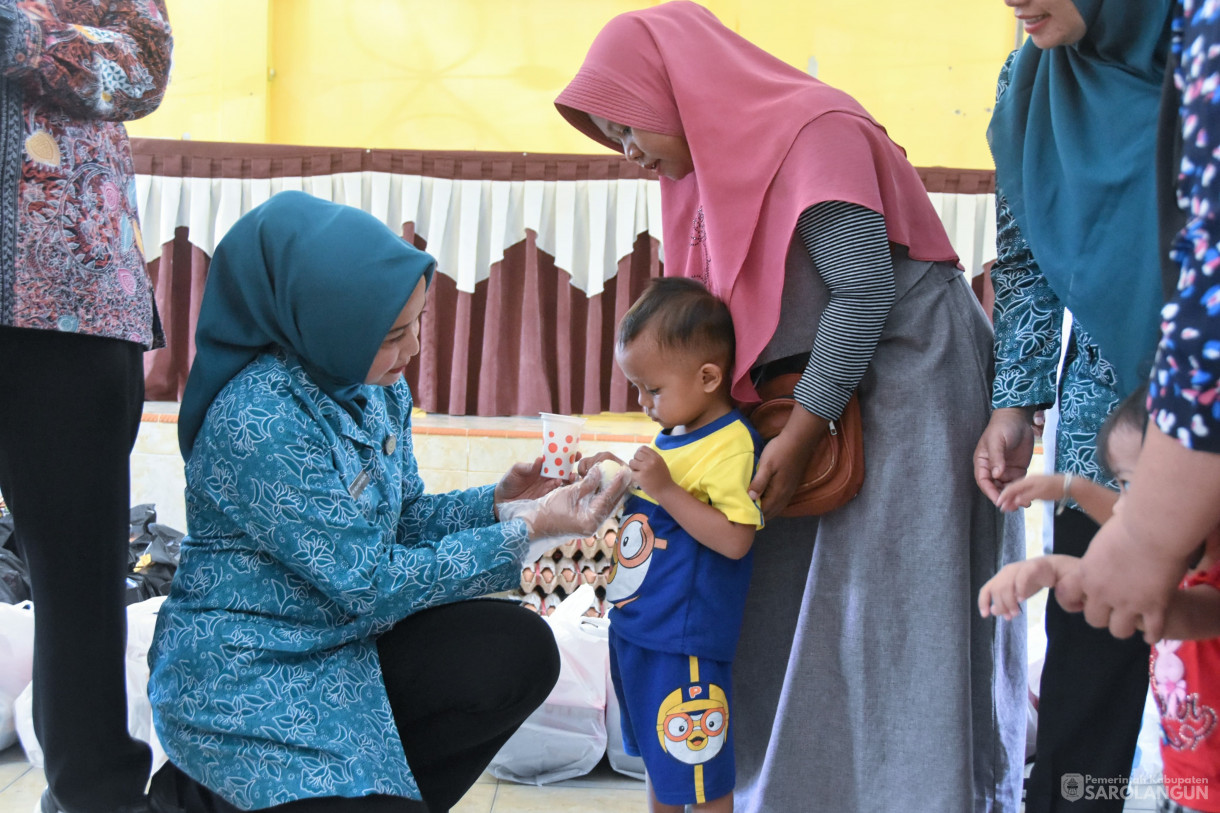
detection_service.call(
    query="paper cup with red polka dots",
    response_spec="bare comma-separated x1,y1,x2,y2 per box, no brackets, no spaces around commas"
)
539,412,585,479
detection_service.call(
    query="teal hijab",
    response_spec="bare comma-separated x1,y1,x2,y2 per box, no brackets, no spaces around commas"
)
987,0,1172,396
178,191,435,460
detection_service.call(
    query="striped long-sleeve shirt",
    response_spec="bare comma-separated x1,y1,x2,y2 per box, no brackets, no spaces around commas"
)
790,199,895,421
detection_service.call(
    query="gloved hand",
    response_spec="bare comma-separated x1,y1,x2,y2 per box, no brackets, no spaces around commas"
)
500,463,632,561
494,456,563,506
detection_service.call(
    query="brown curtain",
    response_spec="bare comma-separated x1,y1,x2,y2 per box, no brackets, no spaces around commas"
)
132,138,993,415
141,224,661,413
411,228,659,416
144,228,209,401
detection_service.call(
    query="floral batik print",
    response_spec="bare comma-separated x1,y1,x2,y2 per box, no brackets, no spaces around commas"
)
148,353,529,808
0,0,171,347
991,55,1121,491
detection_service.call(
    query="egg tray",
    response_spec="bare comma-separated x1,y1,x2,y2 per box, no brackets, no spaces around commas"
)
516,583,608,618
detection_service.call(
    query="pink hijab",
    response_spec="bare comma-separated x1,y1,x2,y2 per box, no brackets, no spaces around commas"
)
556,1,958,402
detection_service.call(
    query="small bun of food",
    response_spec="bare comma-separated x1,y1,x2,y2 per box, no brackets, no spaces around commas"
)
597,459,626,489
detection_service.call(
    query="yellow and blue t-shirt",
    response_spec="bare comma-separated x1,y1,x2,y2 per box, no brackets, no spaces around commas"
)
607,409,763,663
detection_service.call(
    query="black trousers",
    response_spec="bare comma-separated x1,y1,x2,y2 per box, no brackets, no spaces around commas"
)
1025,508,1151,812
0,326,151,813
150,599,561,813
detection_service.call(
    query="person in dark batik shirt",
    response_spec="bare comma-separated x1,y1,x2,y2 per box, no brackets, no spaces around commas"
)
0,3,171,812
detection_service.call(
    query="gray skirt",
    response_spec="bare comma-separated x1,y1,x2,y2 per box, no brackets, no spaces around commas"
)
733,260,1027,813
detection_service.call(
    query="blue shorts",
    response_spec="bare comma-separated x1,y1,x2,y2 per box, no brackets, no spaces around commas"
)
608,626,735,806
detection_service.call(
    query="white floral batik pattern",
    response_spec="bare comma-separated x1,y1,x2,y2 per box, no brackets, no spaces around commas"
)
148,351,529,808
991,186,1120,490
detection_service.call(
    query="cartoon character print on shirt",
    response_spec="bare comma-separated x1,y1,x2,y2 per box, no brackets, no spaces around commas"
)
605,512,667,606
655,679,729,766
1153,639,1218,750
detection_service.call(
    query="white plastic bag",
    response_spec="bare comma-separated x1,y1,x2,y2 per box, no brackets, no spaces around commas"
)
15,596,168,772
0,601,35,750
1130,688,1164,792
488,584,609,785
0,690,14,752
14,681,38,766
126,596,169,775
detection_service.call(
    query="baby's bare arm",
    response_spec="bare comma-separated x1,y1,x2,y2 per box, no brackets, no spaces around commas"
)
1155,586,1220,640
996,473,1118,524
979,554,1080,620
996,474,1064,512
1064,478,1120,525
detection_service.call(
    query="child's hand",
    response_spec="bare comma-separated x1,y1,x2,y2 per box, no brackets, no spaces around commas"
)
979,556,1073,620
505,466,633,545
979,563,1028,620
996,473,1065,513
576,451,626,478
629,446,673,497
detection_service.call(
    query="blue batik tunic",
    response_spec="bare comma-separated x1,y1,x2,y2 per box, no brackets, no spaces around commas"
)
147,351,529,810
991,51,1122,493
992,188,1121,489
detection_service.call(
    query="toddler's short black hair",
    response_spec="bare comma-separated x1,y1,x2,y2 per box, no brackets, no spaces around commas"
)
1096,383,1150,479
616,277,735,372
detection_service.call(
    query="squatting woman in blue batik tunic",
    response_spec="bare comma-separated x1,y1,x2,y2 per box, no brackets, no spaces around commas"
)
146,191,626,813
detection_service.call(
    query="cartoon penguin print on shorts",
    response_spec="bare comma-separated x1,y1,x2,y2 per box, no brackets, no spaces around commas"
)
655,679,729,766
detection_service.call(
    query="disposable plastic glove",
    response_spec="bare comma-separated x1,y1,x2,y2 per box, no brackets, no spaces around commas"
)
494,456,563,505
500,463,632,562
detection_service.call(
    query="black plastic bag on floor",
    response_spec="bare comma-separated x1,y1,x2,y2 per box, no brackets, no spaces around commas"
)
0,547,29,604
124,570,160,605
128,504,158,568
133,528,181,597
0,513,16,554
0,514,30,603
126,505,183,604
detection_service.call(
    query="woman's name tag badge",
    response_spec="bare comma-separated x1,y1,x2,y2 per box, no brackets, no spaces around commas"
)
349,470,372,499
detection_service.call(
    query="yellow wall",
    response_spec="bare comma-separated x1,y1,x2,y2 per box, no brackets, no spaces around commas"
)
128,0,270,143
127,1,1020,169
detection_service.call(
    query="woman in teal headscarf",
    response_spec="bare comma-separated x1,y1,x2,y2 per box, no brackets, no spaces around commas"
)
147,191,627,812
987,0,1170,398
976,2,1172,811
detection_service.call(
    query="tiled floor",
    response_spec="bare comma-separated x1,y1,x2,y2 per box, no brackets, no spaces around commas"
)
0,748,40,813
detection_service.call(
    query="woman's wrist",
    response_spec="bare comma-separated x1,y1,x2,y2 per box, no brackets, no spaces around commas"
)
995,405,1039,423
788,401,831,447
1055,472,1074,516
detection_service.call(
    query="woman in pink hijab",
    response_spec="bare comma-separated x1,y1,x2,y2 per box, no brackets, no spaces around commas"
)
557,3,1026,811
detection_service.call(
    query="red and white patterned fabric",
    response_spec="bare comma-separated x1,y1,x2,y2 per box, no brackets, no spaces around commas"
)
1152,559,1220,812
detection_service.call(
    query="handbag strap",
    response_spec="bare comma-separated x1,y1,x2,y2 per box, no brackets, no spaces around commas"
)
752,372,805,405
750,353,809,388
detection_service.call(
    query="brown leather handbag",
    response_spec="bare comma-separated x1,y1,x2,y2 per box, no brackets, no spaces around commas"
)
745,373,864,517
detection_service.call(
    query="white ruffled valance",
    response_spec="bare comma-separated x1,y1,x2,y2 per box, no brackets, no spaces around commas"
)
134,170,995,296
927,191,997,279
